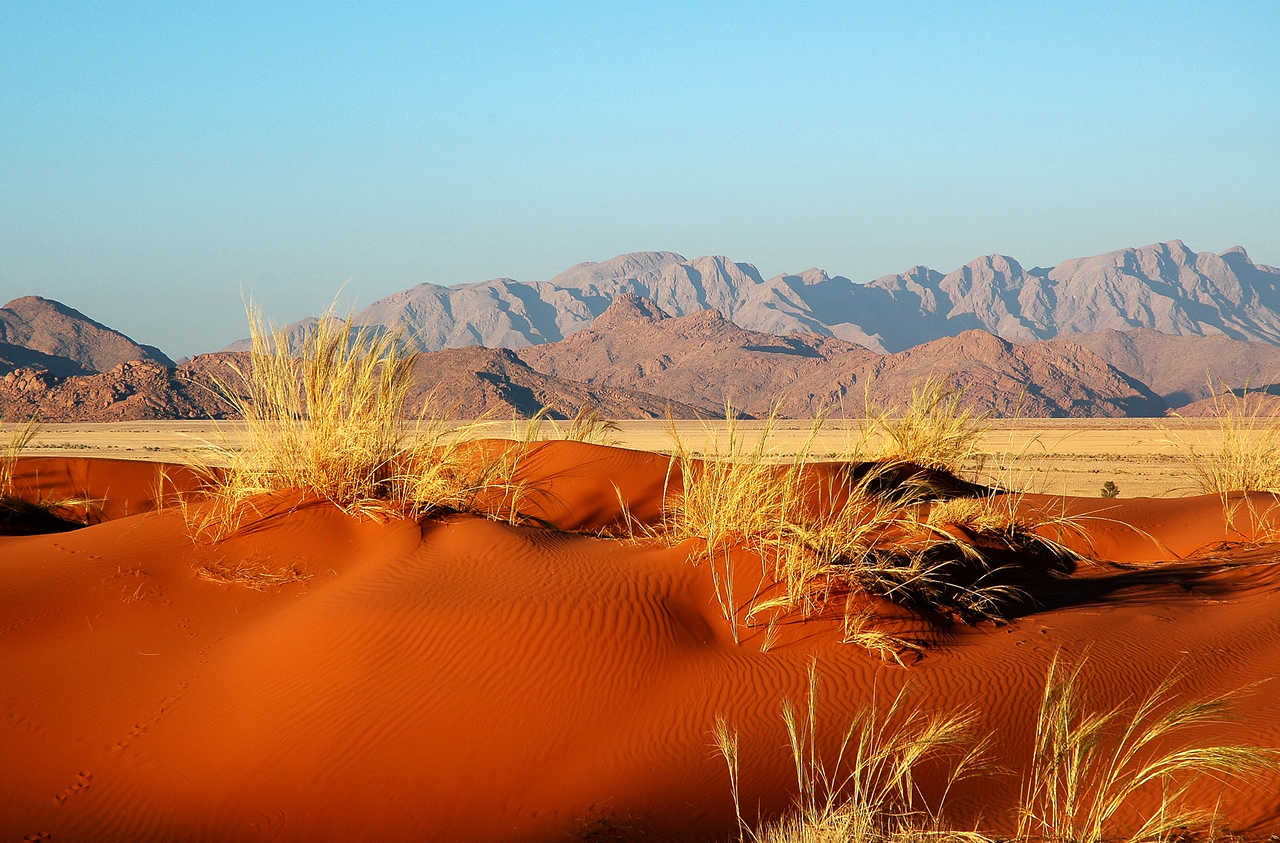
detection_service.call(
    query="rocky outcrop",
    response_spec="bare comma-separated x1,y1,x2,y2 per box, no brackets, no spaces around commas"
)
0,359,228,422
0,347,700,422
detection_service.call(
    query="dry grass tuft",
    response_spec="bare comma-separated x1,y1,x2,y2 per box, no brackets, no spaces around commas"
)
925,495,1021,533
0,416,39,498
187,301,531,541
664,402,1076,656
1018,652,1278,843
196,560,314,590
561,405,621,445
1170,382,1280,533
724,658,1277,843
865,377,988,475
717,661,989,843
1177,384,1280,496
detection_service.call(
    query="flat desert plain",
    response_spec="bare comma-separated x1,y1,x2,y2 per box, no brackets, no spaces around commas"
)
18,417,1231,497
3,423,1280,840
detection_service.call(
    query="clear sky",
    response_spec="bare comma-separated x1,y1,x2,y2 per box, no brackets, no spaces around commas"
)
2,0,1277,358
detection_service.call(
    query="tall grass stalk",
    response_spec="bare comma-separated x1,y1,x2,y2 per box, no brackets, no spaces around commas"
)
1017,653,1278,843
0,417,39,498
718,661,989,843
1170,381,1280,533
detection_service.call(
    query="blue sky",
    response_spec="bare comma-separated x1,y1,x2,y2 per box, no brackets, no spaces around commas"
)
2,0,1277,357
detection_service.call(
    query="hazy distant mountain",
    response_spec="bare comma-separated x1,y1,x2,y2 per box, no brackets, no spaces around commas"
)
228,240,1280,354
0,296,172,373
521,295,1165,418
8,238,1280,421
1052,328,1280,408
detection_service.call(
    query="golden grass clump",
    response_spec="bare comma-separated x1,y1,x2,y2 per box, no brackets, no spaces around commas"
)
717,661,989,843
1178,384,1280,497
723,658,1277,843
664,406,796,642
561,404,620,445
865,377,988,475
189,302,529,540
664,402,1075,654
1170,383,1280,533
925,495,1021,533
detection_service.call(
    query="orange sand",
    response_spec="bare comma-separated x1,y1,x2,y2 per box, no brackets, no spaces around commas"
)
2,442,1279,840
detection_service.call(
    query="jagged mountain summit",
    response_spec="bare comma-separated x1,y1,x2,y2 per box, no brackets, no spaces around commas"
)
228,241,1280,354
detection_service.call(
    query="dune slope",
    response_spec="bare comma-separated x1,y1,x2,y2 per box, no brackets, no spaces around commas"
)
2,447,1280,840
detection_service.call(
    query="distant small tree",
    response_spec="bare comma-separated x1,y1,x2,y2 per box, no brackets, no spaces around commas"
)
1100,480,1119,499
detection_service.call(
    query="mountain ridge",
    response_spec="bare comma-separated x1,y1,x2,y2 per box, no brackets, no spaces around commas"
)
520,296,1166,419
0,296,172,374
226,240,1280,355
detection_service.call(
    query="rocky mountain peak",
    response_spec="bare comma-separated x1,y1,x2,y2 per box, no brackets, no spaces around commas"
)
0,296,172,372
590,294,670,331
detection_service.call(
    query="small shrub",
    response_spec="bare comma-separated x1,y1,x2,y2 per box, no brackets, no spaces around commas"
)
1099,480,1119,499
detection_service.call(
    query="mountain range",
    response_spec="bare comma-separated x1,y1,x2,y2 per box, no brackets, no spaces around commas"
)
5,239,1280,421
518,295,1166,418
231,240,1280,354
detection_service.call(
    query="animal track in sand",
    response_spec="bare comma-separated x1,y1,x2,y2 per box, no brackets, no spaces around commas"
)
53,770,92,805
109,685,187,754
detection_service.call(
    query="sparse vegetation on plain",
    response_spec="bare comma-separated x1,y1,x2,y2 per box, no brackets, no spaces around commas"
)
719,657,1277,843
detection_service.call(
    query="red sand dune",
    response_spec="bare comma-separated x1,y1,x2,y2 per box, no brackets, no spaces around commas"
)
3,443,1280,840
